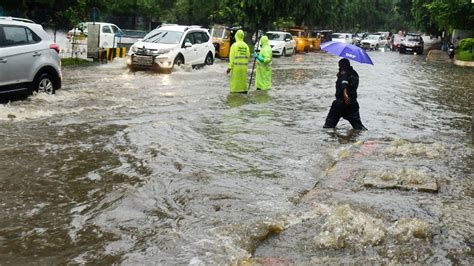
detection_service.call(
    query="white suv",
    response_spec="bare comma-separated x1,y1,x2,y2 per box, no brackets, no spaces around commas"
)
0,17,61,96
127,25,215,72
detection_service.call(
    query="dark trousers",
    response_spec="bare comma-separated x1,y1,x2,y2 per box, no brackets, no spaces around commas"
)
324,100,367,130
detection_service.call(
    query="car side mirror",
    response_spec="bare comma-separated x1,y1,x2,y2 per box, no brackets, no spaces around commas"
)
184,42,192,48
285,38,291,42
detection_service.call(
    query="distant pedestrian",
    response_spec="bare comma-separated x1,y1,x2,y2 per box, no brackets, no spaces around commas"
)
226,29,250,93
323,58,367,130
253,35,273,91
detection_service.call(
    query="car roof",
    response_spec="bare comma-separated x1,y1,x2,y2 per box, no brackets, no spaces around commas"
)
0,16,35,24
266,31,290,35
158,25,205,32
0,17,50,40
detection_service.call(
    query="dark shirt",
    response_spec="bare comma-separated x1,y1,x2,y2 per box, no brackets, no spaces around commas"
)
335,66,359,101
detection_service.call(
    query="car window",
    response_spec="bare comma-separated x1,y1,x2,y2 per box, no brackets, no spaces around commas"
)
102,26,111,33
143,30,183,44
111,25,119,33
2,26,40,47
200,32,209,42
286,34,292,40
192,32,203,44
183,32,195,45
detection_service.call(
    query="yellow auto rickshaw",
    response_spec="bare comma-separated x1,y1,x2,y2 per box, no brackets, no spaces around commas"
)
307,30,333,51
288,27,310,53
210,25,241,59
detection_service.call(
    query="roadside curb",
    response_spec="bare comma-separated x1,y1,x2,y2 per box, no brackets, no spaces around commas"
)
453,59,474,67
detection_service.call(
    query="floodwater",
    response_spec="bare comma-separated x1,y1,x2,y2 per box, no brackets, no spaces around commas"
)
0,45,473,264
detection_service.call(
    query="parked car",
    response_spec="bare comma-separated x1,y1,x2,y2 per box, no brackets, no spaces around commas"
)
0,16,61,96
127,25,215,73
399,33,424,54
332,33,353,44
360,34,387,50
67,22,123,48
255,31,295,56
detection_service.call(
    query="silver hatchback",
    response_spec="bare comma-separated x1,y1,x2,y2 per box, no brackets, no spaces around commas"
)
0,17,61,97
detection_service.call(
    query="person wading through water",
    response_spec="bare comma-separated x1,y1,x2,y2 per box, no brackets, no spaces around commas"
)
323,58,367,130
226,29,250,93
252,35,272,91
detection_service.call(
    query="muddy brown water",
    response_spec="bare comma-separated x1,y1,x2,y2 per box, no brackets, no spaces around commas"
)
0,44,473,264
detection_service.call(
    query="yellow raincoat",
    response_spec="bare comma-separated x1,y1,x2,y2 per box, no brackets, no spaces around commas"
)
228,30,250,93
255,35,272,90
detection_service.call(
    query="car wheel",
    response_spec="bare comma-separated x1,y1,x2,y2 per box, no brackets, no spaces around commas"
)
204,52,214,65
31,73,57,95
282,48,287,57
174,55,184,68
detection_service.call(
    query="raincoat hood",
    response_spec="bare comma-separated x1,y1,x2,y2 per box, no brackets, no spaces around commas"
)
259,35,269,47
235,30,244,42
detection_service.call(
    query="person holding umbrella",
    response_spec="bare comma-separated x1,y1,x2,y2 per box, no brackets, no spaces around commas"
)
226,29,250,93
323,58,367,130
320,41,372,130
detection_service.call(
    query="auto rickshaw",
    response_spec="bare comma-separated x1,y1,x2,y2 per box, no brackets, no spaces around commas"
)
210,25,241,59
288,27,310,53
308,30,333,51
307,31,321,51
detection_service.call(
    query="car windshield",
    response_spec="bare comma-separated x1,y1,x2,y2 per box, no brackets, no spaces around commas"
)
367,35,380,40
266,33,284,41
143,30,183,44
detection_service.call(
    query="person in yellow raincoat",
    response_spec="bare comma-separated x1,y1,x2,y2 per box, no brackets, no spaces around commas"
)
253,35,272,90
226,29,250,93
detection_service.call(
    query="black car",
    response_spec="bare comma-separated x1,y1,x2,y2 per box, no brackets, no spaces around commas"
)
399,34,424,55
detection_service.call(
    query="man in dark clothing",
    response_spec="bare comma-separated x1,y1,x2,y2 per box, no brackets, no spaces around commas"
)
323,58,367,130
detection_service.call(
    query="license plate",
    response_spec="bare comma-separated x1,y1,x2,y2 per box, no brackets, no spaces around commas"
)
133,56,153,65
406,48,412,51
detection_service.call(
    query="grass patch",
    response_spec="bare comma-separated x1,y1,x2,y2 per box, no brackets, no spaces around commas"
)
61,57,96,66
456,50,474,62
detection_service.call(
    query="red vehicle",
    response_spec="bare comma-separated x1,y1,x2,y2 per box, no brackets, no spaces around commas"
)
391,34,404,51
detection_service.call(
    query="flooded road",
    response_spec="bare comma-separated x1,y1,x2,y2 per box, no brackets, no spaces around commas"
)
0,46,473,264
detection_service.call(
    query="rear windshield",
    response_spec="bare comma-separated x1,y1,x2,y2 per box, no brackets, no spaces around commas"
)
212,28,225,38
406,36,421,42
143,30,183,44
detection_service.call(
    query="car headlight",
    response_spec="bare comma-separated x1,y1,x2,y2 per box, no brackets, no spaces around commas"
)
157,48,171,55
131,46,138,53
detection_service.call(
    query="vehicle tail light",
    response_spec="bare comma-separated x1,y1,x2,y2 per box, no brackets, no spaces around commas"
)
50,43,60,54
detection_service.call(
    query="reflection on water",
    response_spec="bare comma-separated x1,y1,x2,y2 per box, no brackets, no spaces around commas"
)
0,48,472,264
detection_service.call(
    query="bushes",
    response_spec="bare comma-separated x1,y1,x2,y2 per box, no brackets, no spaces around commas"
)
458,38,474,51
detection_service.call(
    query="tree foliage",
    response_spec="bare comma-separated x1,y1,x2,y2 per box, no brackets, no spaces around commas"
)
1,0,472,36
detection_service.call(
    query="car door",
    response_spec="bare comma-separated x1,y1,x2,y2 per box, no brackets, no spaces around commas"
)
110,25,123,47
181,32,197,64
100,24,115,48
285,33,294,52
195,31,211,63
0,25,43,89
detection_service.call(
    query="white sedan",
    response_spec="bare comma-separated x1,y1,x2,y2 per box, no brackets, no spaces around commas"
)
255,31,296,57
360,34,388,50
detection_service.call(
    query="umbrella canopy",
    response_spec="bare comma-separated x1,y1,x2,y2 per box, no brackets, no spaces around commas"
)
320,41,374,65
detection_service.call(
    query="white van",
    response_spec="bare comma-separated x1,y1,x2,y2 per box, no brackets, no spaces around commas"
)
67,22,123,48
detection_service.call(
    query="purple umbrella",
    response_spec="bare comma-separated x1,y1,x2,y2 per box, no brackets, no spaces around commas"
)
320,41,374,65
